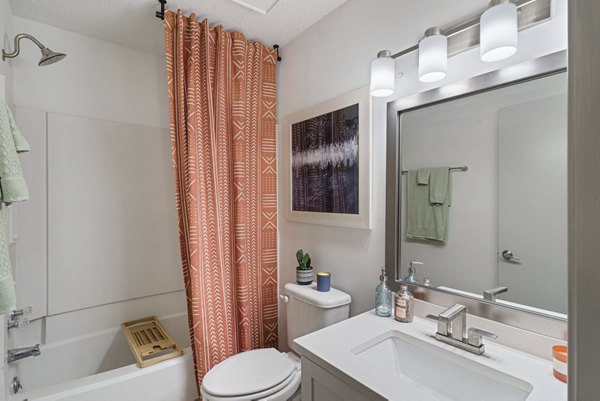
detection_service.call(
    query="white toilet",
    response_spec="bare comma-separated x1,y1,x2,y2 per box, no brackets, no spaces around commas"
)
200,282,351,401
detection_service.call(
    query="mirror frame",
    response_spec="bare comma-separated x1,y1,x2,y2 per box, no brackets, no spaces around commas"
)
385,50,568,340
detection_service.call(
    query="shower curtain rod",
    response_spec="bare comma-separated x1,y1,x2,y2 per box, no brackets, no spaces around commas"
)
155,0,282,62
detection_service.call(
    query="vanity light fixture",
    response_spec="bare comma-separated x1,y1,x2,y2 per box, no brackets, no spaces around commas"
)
480,0,518,62
369,0,551,97
370,50,395,97
418,27,447,83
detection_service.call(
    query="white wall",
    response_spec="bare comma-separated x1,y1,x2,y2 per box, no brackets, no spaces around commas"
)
6,16,185,371
277,0,568,348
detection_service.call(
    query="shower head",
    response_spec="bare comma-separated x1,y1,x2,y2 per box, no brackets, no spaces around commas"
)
2,33,67,67
39,47,67,66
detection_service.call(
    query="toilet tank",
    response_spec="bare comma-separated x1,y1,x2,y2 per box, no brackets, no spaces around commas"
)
284,283,351,355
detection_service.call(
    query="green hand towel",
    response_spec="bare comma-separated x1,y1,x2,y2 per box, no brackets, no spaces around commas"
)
0,103,30,203
0,102,30,314
406,167,451,243
430,167,451,205
417,168,430,185
6,105,30,153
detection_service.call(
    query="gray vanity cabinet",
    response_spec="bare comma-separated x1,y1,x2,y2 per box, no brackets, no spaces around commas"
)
301,356,385,401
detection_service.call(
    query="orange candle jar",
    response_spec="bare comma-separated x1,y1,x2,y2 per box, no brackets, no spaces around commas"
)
552,345,568,383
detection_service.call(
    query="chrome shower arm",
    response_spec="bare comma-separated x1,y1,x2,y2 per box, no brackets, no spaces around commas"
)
2,33,47,60
2,33,66,66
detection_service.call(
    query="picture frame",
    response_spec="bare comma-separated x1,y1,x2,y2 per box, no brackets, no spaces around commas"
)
282,86,371,229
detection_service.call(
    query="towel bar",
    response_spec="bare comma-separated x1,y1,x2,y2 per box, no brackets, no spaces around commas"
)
401,166,468,175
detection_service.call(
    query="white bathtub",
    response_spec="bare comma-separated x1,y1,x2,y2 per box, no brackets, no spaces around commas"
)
6,313,198,401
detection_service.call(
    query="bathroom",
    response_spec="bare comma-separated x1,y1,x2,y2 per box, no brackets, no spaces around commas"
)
0,0,597,400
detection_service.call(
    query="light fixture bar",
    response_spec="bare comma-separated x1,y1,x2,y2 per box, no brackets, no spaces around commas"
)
387,0,550,60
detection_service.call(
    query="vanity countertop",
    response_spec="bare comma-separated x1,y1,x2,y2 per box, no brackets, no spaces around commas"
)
294,310,567,401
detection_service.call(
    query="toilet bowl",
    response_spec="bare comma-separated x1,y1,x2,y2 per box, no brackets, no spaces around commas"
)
200,283,351,401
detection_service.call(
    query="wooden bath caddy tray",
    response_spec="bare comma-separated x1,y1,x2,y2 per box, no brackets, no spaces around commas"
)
122,316,183,368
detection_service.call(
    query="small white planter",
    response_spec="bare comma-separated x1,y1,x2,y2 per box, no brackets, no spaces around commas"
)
296,268,314,285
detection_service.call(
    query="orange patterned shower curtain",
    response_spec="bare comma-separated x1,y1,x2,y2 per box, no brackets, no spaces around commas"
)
164,10,278,393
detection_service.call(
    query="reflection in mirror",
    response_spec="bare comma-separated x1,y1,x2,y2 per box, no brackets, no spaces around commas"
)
398,72,567,316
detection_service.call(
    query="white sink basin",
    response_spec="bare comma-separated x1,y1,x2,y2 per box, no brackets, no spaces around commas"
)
352,330,533,401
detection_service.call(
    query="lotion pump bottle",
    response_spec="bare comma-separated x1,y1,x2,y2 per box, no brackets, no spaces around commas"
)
375,268,393,317
394,284,414,323
403,260,423,284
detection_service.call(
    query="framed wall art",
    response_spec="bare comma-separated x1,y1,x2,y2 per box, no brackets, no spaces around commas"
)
282,86,371,229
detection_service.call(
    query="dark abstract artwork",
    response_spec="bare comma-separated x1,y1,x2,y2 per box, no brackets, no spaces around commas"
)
291,103,359,214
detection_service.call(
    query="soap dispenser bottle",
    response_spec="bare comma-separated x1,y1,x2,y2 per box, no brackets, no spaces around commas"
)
375,268,393,317
403,260,423,284
394,284,414,323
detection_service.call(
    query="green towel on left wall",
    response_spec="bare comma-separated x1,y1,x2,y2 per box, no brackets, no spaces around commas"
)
406,167,451,243
0,102,30,314
0,205,16,314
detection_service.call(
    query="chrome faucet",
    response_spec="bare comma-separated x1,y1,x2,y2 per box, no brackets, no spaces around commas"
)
483,286,508,302
7,344,41,363
436,304,466,341
426,304,498,355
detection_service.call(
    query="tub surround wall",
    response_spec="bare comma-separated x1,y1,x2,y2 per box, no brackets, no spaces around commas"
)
13,108,46,322
46,112,181,315
5,16,186,388
277,0,568,349
0,72,7,401
11,17,168,129
0,3,15,397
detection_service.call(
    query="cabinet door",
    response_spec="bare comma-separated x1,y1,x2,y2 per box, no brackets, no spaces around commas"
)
301,357,382,401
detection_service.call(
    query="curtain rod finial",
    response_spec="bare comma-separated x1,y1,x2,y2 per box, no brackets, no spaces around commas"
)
273,45,282,62
156,0,167,20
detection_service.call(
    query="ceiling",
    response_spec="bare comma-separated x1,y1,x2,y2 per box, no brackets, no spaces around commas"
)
9,0,346,55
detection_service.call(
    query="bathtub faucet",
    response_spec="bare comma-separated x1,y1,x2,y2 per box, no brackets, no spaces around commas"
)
7,344,41,363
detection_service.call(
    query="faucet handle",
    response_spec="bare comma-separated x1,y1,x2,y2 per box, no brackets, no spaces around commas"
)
483,287,508,302
425,313,450,337
468,327,499,347
9,306,32,321
438,304,466,320
7,317,29,330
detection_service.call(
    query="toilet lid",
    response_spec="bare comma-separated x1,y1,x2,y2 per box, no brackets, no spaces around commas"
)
202,348,296,397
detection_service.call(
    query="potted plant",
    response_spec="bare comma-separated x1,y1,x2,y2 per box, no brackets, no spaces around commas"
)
296,249,314,285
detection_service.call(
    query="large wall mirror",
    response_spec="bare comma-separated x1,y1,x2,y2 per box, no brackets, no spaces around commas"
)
385,51,568,337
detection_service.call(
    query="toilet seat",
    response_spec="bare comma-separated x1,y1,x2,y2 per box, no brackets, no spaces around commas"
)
201,348,300,401
201,369,300,401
